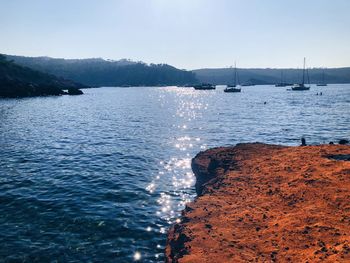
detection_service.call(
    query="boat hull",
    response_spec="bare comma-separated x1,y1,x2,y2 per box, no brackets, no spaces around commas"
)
224,88,241,93
275,83,292,87
193,84,216,90
194,87,216,90
291,86,310,91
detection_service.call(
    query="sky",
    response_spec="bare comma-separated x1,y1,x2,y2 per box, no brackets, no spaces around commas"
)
0,0,349,69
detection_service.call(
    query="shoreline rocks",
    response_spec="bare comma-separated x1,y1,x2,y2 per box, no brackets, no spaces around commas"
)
0,54,85,98
0,80,84,98
166,143,350,262
67,87,84,95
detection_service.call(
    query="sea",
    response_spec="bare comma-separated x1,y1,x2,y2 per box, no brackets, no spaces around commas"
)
0,84,349,262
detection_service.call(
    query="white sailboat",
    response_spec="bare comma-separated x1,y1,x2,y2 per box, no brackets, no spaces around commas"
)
291,58,310,91
224,62,241,93
316,69,328,86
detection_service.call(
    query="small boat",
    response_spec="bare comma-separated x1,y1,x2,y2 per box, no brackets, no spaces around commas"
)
291,58,310,91
241,83,255,87
275,83,288,87
193,83,216,90
316,69,328,86
291,83,310,91
224,62,241,93
224,86,241,92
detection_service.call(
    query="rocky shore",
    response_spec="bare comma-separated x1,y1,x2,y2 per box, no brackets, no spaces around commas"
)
166,143,350,262
0,78,85,98
0,54,85,98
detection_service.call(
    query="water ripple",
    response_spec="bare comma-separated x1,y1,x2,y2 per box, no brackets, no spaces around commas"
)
0,84,349,262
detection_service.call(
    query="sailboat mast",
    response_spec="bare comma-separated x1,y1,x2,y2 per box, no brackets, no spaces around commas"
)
234,61,237,86
302,57,306,85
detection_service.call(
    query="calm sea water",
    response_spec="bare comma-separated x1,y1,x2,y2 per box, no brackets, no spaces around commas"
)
0,85,349,262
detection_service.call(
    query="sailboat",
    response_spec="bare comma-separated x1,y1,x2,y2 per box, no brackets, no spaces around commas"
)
193,83,216,90
224,62,241,93
275,70,292,87
316,69,327,86
291,58,310,91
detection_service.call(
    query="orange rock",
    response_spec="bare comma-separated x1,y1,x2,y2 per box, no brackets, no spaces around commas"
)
166,143,350,263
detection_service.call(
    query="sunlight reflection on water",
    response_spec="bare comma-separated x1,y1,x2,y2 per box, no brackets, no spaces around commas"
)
147,87,207,228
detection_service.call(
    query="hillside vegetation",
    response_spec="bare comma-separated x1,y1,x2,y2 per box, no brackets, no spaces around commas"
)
194,67,350,85
0,55,86,97
6,55,198,87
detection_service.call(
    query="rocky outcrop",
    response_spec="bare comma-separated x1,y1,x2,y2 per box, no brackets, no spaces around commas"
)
0,54,86,98
0,79,84,98
166,143,350,262
0,79,65,97
67,87,84,95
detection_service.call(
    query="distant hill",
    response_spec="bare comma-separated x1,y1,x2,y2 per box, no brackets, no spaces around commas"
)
5,55,198,87
0,55,86,98
6,54,350,87
193,67,350,85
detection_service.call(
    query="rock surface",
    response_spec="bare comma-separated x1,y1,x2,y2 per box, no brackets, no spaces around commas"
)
67,87,84,95
166,143,350,262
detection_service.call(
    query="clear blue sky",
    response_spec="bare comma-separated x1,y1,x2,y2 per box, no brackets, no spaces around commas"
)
0,0,349,69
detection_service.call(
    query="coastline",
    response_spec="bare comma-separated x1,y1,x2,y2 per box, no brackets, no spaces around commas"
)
166,143,350,262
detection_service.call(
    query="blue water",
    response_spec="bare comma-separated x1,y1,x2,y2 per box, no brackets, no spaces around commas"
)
0,85,349,262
